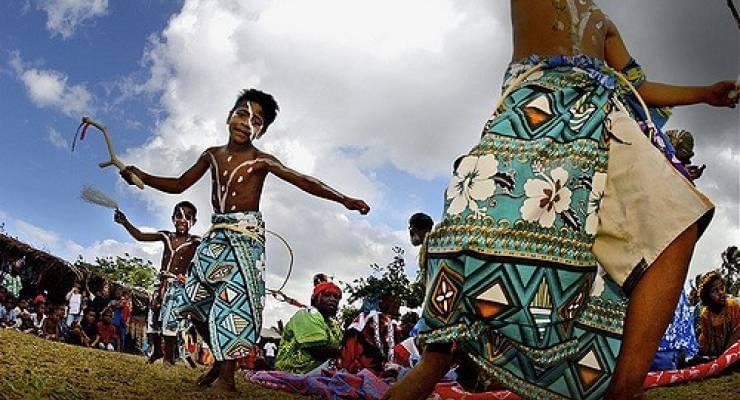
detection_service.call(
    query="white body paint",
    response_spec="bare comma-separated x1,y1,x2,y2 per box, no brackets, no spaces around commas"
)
206,151,346,213
159,232,196,274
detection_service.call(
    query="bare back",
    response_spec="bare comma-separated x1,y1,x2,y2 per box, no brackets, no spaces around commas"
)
511,0,610,61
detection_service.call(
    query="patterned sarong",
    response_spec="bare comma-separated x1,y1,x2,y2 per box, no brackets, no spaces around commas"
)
178,211,266,361
419,56,635,400
159,280,187,337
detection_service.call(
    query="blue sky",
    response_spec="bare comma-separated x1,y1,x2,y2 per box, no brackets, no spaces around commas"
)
1,0,738,326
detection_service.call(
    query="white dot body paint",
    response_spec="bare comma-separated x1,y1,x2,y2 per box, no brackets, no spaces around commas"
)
231,205,236,211
227,156,233,162
247,167,253,174
237,176,244,183
232,192,237,197
223,170,228,177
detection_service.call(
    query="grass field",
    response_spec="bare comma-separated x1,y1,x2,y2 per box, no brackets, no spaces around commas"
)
0,329,738,399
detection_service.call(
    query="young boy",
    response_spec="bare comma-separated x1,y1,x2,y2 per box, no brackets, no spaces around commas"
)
115,202,200,365
0,296,17,328
80,308,100,348
387,2,737,400
97,308,119,351
120,89,370,392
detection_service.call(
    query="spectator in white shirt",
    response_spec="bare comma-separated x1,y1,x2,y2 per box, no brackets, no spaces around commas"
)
65,282,83,327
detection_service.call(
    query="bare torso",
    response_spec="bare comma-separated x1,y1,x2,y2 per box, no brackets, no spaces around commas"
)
160,233,199,277
204,146,270,213
511,0,610,61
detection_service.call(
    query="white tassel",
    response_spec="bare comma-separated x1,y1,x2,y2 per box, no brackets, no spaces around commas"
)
80,185,119,209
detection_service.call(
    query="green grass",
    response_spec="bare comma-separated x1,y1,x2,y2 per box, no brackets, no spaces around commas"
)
0,329,308,400
0,328,738,399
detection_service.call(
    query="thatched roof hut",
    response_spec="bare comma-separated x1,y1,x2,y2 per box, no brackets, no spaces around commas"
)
0,233,148,315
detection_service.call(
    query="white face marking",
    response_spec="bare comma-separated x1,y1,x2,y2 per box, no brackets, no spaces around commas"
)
246,102,262,141
174,207,194,230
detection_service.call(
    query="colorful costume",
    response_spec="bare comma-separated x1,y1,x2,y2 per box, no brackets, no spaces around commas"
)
178,212,266,361
274,308,343,373
159,280,187,337
341,310,398,375
418,55,713,400
651,290,698,371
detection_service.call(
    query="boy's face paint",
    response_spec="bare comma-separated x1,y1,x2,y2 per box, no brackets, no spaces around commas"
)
228,101,265,144
172,206,196,234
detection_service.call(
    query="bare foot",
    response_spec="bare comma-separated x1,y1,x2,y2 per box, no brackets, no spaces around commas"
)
196,362,221,387
146,354,162,364
206,378,238,394
383,349,453,400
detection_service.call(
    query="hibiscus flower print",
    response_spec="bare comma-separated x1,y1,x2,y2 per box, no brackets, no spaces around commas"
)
585,172,606,235
520,167,573,228
446,154,499,216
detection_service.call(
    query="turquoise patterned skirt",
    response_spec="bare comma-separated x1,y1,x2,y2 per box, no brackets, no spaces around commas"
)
420,56,631,400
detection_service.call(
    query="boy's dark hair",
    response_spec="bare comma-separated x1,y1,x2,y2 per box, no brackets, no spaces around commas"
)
699,271,725,306
174,201,197,216
232,89,280,133
409,213,434,231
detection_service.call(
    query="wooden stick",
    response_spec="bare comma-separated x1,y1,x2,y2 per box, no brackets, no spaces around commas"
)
81,116,145,189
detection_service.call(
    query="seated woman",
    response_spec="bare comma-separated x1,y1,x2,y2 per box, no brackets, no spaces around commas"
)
274,280,343,373
340,292,401,376
697,271,740,358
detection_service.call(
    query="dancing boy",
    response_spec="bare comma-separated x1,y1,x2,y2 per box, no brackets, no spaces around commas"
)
114,202,200,366
121,89,370,392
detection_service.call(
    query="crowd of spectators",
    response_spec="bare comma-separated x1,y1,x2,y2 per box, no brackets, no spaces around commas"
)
0,280,134,354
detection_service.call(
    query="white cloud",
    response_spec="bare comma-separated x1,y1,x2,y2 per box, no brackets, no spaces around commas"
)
47,127,68,149
117,0,736,325
9,52,93,116
37,0,109,39
64,238,162,266
14,219,61,247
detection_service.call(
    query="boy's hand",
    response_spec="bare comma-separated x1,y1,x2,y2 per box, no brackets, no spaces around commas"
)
344,198,370,215
704,81,739,108
120,166,144,186
113,210,128,225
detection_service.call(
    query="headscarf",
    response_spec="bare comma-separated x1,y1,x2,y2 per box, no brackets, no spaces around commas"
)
312,281,342,302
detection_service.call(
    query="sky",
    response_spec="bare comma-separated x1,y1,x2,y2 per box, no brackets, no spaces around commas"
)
0,0,738,327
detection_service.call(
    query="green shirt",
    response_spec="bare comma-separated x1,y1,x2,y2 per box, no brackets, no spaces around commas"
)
2,274,22,298
274,308,342,373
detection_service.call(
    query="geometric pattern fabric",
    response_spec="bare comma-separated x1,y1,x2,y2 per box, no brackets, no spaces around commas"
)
420,58,633,400
178,212,266,361
159,281,187,337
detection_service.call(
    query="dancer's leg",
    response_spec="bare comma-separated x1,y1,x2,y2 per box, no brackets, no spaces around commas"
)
606,223,698,400
209,360,238,393
147,333,163,363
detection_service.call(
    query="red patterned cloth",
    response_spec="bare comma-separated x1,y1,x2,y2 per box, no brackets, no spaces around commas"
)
643,340,740,388
246,340,740,399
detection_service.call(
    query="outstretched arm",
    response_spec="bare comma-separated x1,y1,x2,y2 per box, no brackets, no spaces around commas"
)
120,151,211,194
114,210,162,242
260,156,370,214
605,19,738,108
